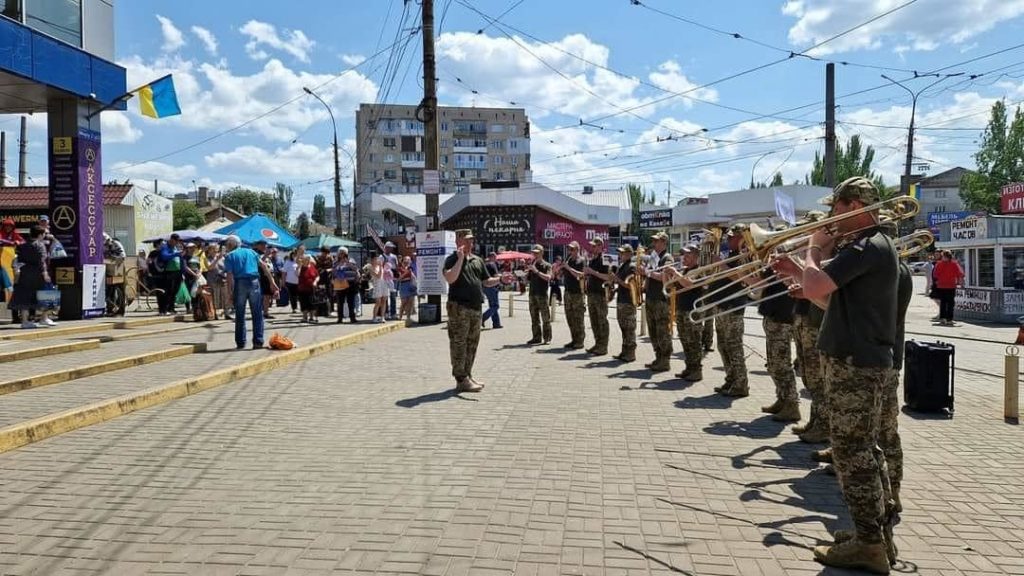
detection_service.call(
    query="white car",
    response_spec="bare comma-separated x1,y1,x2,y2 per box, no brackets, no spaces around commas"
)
910,262,930,275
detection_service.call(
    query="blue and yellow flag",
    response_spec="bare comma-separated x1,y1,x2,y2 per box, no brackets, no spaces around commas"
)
908,182,921,200
137,75,181,119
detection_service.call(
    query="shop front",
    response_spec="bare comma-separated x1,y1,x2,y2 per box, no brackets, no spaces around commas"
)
936,214,1024,323
442,205,535,256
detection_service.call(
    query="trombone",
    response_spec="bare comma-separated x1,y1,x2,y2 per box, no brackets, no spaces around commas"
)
687,229,935,323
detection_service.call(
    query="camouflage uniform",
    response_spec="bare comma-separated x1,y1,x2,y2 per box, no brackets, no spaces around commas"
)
447,302,482,381
644,248,674,367
764,317,798,403
794,313,828,429
676,306,703,372
529,294,552,342
879,371,902,498
702,318,714,351
617,303,637,359
587,294,610,352
825,356,893,545
564,292,586,347
715,309,747,392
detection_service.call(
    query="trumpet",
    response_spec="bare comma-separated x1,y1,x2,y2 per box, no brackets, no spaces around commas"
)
687,229,935,323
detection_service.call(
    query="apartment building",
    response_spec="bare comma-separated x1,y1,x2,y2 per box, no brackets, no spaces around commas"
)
355,104,531,195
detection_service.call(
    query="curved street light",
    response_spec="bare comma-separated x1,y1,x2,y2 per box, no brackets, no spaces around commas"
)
303,86,344,237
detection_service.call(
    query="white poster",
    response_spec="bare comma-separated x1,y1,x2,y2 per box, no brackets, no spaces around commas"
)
950,216,988,241
774,190,796,225
955,287,991,313
1003,291,1024,315
82,264,106,317
415,230,456,296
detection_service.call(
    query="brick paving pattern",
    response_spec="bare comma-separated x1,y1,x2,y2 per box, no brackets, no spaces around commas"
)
0,283,1020,575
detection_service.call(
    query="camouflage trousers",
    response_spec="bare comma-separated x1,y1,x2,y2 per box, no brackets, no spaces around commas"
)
616,303,637,357
587,293,610,351
880,370,903,495
702,318,714,349
447,302,482,381
824,356,894,545
794,315,827,429
564,292,586,346
529,294,552,342
715,309,747,389
675,306,703,369
763,317,797,402
645,299,673,361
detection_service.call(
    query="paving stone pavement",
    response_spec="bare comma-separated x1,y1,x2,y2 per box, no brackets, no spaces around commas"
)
0,287,1021,576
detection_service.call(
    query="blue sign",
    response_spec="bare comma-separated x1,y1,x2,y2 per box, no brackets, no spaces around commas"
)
927,211,973,227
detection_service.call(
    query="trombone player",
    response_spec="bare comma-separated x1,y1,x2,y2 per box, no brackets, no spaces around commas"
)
610,244,639,362
710,224,751,397
583,237,611,356
560,241,587,350
665,242,704,381
642,231,674,373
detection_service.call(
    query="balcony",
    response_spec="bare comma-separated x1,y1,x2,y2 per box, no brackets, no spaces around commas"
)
453,146,487,154
401,159,425,169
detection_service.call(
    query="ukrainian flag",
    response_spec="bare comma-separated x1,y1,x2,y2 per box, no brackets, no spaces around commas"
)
908,182,921,200
137,75,181,119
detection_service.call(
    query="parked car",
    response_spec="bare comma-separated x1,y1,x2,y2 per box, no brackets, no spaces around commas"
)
910,261,930,275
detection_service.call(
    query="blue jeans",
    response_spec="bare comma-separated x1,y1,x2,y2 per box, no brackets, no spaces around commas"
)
389,290,397,318
233,277,264,348
481,286,501,328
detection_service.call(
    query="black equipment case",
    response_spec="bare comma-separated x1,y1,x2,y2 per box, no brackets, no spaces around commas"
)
903,340,955,414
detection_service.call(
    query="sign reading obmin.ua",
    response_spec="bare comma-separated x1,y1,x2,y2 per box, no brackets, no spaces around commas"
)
639,209,672,229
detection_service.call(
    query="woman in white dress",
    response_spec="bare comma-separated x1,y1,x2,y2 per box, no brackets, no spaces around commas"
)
371,255,390,323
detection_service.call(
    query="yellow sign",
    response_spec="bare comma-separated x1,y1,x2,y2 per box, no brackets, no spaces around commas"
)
52,137,72,156
55,267,75,285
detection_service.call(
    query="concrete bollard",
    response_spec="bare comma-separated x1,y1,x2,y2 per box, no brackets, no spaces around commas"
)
639,306,647,337
508,292,514,318
1006,346,1020,421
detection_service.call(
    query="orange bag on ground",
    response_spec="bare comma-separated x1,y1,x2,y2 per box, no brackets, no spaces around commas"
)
268,333,294,350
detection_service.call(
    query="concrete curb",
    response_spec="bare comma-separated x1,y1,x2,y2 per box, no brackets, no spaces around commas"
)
0,316,181,342
0,322,403,454
0,344,206,396
0,339,102,363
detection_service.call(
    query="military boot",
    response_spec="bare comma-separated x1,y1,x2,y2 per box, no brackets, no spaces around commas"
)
811,447,833,463
684,367,703,382
832,530,898,566
798,424,830,444
713,380,733,393
761,399,783,414
723,384,749,398
649,359,671,373
891,482,902,514
772,400,801,422
791,419,812,434
616,351,635,362
813,538,890,574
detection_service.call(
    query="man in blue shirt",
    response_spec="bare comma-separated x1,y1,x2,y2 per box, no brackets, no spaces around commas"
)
223,235,278,349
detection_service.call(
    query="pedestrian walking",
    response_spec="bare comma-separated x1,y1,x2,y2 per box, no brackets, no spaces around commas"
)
9,226,55,329
480,252,503,329
933,250,964,326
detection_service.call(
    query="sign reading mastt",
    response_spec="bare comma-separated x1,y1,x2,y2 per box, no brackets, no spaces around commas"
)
48,127,106,319
534,209,609,247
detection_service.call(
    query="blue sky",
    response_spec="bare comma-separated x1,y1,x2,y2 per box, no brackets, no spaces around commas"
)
10,0,1024,217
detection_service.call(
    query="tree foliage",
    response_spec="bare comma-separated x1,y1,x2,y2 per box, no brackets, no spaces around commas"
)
960,100,1024,213
294,212,311,240
219,182,293,227
626,183,652,243
806,135,885,191
312,194,327,225
172,200,204,230
751,172,785,188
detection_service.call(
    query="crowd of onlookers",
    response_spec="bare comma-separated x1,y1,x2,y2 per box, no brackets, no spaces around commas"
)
1,215,78,328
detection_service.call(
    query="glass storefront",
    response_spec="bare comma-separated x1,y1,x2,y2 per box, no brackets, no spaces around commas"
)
25,0,82,47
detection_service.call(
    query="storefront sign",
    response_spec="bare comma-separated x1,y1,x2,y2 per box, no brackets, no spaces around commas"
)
950,216,987,241
639,209,672,229
956,287,991,313
927,210,973,227
1003,290,1024,315
414,230,455,296
1001,182,1024,214
131,189,172,255
535,210,609,247
445,206,535,246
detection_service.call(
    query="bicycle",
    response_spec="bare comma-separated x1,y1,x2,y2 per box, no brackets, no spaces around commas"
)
124,267,164,312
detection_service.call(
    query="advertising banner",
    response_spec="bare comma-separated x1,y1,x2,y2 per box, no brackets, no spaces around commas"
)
639,209,673,229
415,230,455,296
950,215,987,241
534,210,609,247
955,288,991,313
1001,182,1024,214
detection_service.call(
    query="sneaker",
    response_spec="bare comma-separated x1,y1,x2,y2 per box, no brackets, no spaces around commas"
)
455,378,483,393
813,537,890,574
21,321,39,329
42,318,57,327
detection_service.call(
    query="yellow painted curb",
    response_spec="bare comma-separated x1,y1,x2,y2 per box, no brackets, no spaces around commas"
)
98,322,216,343
111,315,185,329
0,322,403,454
0,339,102,363
0,344,205,397
0,315,180,343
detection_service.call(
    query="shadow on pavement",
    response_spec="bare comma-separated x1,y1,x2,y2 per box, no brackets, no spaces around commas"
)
495,343,539,350
899,406,954,421
636,379,696,392
704,415,787,439
584,359,624,369
608,368,657,380
731,440,819,471
613,541,693,575
674,393,737,410
395,389,478,408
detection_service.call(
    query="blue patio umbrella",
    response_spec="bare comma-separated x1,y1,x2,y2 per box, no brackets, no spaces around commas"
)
215,214,299,249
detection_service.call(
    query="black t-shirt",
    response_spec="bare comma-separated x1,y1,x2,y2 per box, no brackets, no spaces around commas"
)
562,256,585,294
893,261,913,368
615,260,636,304
586,255,608,295
758,270,795,323
674,266,704,314
818,229,898,367
528,260,552,295
485,261,500,279
708,251,748,311
444,252,489,308
645,251,672,302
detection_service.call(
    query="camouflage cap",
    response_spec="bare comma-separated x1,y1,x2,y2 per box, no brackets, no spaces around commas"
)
821,176,880,206
681,242,699,253
455,228,474,239
617,244,634,254
588,236,605,246
567,240,581,250
726,223,749,237
651,231,669,241
798,210,827,225
530,244,544,253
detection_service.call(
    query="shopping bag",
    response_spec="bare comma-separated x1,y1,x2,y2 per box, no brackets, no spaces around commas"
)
174,281,191,306
36,284,61,310
276,284,290,307
269,333,294,350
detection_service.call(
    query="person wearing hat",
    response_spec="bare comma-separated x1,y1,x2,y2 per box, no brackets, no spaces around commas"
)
640,231,674,372
664,242,704,380
708,224,751,397
0,217,24,246
443,229,500,392
772,176,898,572
791,210,830,444
559,240,587,349
582,237,610,355
608,244,638,362
525,244,553,345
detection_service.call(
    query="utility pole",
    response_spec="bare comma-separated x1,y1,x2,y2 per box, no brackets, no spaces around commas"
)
18,116,27,187
824,63,836,189
302,86,343,237
1,131,6,188
422,0,442,316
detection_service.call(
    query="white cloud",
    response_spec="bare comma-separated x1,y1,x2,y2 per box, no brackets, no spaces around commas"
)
205,142,333,179
783,0,1024,55
648,61,719,106
240,20,315,63
109,160,198,184
156,15,186,53
340,54,366,66
101,112,143,144
191,26,218,56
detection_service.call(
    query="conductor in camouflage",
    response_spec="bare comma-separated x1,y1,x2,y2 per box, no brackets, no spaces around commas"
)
526,244,553,345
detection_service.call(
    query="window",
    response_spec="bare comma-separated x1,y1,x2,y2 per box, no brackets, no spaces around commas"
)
491,124,505,133
934,190,947,199
441,155,449,165
511,156,519,166
24,0,82,47
383,137,396,148
1003,248,1024,288
368,153,375,162
495,172,505,180
509,139,519,150
490,140,505,150
441,122,449,132
372,170,378,179
441,139,449,148
384,169,397,180
978,248,995,288
493,156,503,165
385,154,395,163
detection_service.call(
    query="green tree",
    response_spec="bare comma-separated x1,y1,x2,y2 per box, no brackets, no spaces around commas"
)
294,212,312,239
960,100,1024,212
806,135,885,191
172,200,204,230
311,194,327,225
274,182,294,225
626,183,652,243
751,172,785,188
219,183,293,227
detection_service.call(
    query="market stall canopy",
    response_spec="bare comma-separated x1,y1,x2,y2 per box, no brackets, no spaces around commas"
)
495,251,534,261
143,230,227,243
198,217,233,233
300,234,362,252
215,214,299,249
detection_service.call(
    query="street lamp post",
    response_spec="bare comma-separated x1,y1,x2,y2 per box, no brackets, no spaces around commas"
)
303,86,343,237
880,74,950,198
337,145,356,238
750,152,775,188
